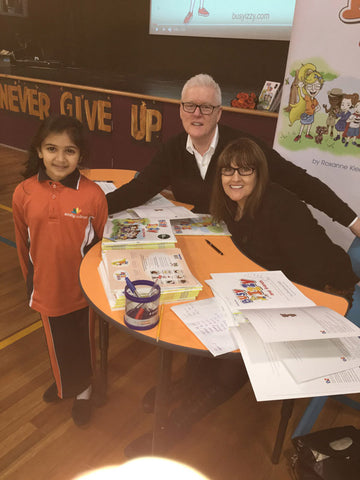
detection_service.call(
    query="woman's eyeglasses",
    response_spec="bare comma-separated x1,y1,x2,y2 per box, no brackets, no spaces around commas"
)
181,102,220,115
221,166,255,176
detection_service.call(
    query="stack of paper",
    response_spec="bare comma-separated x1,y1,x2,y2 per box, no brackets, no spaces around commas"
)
98,248,203,310
231,320,360,402
106,193,195,222
206,270,315,317
172,270,360,401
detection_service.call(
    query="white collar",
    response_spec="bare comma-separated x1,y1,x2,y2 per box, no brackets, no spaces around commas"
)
186,125,219,156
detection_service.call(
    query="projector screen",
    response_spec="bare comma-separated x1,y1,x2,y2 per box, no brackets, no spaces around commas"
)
149,0,296,41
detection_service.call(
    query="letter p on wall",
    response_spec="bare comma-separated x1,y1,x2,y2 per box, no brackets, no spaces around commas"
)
145,109,162,142
131,100,163,144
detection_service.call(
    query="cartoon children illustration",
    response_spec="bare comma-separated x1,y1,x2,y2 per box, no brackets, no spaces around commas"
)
184,0,209,24
344,100,360,147
285,63,324,142
322,88,343,137
287,63,324,142
334,93,359,142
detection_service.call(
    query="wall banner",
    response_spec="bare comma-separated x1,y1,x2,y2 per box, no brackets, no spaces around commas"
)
0,73,278,172
274,0,360,250
0,78,112,133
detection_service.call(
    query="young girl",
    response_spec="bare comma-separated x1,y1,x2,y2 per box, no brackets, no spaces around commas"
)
12,115,108,426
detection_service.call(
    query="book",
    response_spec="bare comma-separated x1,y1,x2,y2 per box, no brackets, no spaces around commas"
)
102,217,177,250
170,215,231,236
257,81,282,111
99,248,203,310
206,271,315,315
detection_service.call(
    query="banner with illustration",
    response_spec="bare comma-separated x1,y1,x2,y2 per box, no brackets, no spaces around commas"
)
274,0,360,250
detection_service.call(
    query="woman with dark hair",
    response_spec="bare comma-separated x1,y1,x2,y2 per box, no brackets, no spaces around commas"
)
127,139,360,456
210,137,360,320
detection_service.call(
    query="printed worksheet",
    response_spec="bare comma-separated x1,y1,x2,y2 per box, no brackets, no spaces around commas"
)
241,306,360,342
232,323,360,401
171,297,237,356
274,336,360,383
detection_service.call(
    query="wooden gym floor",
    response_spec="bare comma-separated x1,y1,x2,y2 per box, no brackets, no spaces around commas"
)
1,143,360,480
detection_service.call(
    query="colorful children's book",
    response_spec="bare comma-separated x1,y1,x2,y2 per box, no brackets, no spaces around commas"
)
99,248,203,310
206,270,315,314
257,81,282,111
170,215,231,236
102,217,177,250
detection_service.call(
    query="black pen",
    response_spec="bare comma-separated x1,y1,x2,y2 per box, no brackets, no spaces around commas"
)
205,239,224,255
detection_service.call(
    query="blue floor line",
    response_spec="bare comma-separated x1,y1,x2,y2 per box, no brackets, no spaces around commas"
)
0,236,16,248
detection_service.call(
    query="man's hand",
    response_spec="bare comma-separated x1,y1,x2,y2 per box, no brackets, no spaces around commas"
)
350,218,360,237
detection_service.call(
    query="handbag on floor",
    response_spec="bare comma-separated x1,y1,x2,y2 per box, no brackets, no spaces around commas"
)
291,426,360,480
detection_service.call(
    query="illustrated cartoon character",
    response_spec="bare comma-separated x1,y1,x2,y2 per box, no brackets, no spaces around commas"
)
147,224,160,233
287,63,324,142
322,88,343,137
184,0,209,24
111,258,128,267
315,126,328,144
240,279,257,288
339,0,360,22
334,93,359,142
344,100,360,147
114,270,127,281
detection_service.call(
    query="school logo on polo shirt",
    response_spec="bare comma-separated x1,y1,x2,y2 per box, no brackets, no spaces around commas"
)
64,207,88,219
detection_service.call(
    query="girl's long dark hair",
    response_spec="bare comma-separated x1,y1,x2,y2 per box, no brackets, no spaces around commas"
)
23,115,88,179
210,137,269,221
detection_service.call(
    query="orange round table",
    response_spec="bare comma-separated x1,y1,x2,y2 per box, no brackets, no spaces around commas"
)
80,169,349,459
80,238,348,353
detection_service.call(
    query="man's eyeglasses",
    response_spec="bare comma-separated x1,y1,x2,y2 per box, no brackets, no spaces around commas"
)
181,102,220,115
221,166,255,176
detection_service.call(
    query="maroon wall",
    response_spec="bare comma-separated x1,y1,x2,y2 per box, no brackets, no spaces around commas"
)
0,75,278,171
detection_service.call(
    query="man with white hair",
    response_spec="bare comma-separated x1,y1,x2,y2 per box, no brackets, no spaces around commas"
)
107,73,359,237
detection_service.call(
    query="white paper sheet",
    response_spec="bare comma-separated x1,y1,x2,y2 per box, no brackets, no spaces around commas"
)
141,193,175,208
107,193,176,220
171,297,238,356
95,181,117,194
231,323,360,401
108,210,139,220
132,205,196,220
242,306,360,342
274,336,360,383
